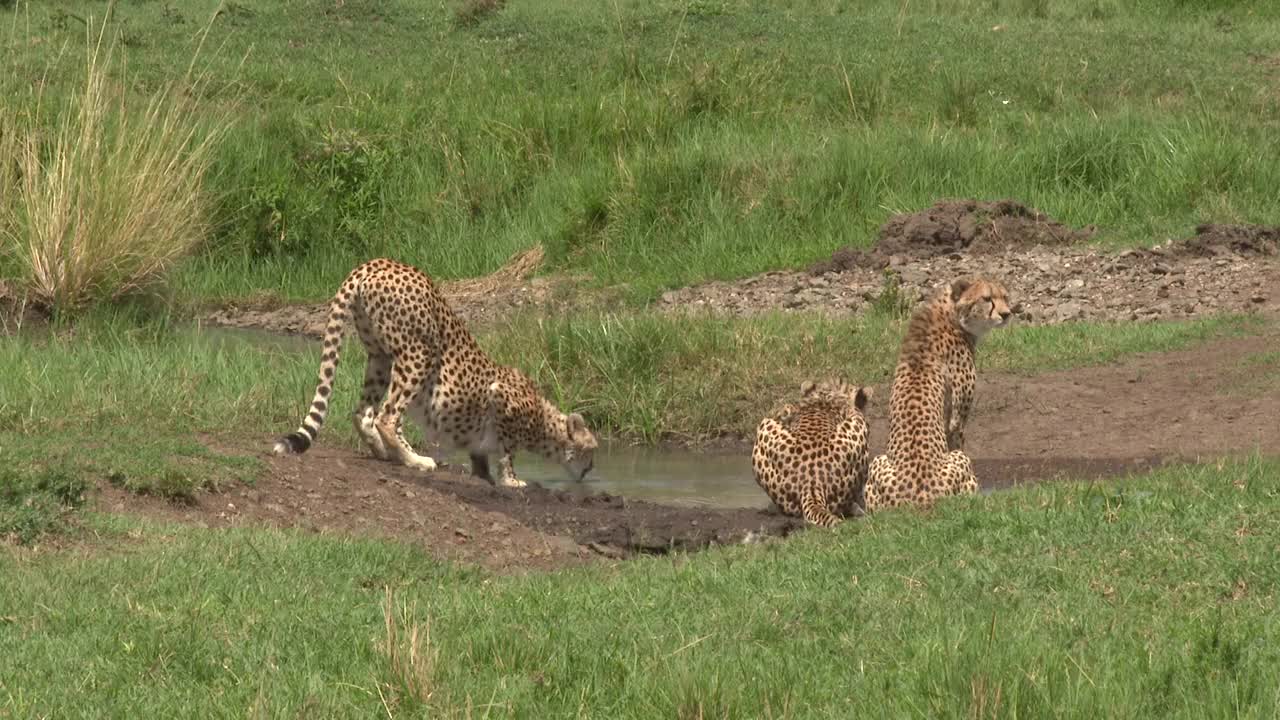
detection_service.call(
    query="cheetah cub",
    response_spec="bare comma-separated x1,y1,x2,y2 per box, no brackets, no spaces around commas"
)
273,258,598,487
752,379,874,527
865,276,1012,511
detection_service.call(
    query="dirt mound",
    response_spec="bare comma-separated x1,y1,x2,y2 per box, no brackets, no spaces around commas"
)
810,199,1096,274
1173,223,1280,258
441,245,544,299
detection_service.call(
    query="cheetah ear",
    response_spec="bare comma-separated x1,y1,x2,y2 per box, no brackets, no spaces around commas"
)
799,380,816,396
854,386,871,411
950,277,973,301
567,412,587,434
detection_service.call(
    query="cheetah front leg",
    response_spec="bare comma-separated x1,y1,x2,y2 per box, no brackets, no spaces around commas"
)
947,382,973,452
374,360,440,472
491,450,527,488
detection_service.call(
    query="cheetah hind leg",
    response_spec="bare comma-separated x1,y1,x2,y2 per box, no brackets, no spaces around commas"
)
353,353,392,460
374,361,439,472
865,454,897,512
941,450,978,497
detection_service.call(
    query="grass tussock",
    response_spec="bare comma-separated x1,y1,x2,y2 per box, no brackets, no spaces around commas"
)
379,587,438,712
0,7,232,316
453,0,506,28
0,463,87,545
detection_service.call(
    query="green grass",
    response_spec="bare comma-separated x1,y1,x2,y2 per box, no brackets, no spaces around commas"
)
0,463,87,544
2,455,1278,717
0,310,1256,498
5,0,1280,303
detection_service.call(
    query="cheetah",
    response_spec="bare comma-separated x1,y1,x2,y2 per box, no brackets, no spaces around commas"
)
751,379,873,527
865,276,1013,511
272,258,598,487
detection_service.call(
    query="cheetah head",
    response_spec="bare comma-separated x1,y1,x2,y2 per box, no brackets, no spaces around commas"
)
558,412,598,482
800,379,873,412
950,277,1013,341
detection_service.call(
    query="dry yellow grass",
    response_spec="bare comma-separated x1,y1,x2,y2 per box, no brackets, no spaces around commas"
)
0,7,231,314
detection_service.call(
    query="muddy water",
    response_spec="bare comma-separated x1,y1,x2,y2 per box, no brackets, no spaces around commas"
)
475,444,769,509
203,324,319,354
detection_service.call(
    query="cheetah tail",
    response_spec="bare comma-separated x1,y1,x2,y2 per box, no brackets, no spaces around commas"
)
272,264,366,456
800,481,841,528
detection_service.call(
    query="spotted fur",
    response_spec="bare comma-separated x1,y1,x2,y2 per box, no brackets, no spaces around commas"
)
865,276,1013,511
273,258,598,487
751,380,873,527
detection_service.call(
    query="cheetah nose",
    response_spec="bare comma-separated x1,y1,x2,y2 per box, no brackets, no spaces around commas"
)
999,310,1012,321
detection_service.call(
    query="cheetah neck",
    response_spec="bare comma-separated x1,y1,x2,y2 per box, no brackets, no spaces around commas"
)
530,397,572,460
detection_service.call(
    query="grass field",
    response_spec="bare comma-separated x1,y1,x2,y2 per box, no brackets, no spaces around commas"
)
3,455,1278,717
5,0,1280,303
4,3,1280,716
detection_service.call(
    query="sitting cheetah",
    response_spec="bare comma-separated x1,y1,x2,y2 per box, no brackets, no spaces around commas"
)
273,258,598,487
865,277,1013,511
752,379,873,527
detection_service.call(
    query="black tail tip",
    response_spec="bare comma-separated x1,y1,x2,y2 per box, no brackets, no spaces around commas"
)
272,433,311,456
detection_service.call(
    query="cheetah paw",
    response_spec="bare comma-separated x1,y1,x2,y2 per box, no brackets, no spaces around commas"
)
404,456,438,472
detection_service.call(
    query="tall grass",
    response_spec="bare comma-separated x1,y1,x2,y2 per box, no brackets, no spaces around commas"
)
0,6,231,315
6,0,1279,304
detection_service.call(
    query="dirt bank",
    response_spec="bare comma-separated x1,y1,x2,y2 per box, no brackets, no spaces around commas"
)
202,208,1280,336
658,207,1279,324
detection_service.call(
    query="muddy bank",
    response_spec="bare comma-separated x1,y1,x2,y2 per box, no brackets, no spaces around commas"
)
657,208,1280,324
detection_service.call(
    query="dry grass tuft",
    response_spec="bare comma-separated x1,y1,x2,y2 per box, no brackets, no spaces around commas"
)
378,586,437,711
0,7,232,315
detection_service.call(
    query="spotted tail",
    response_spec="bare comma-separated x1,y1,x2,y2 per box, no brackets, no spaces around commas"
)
801,478,841,528
272,264,369,455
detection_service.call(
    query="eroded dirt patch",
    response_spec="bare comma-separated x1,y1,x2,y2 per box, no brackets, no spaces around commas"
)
656,205,1279,323
1169,223,1279,258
